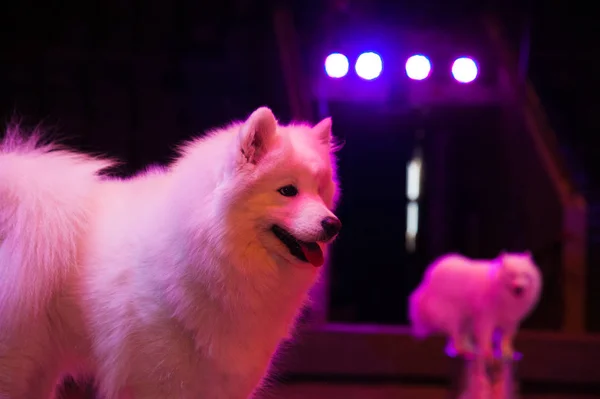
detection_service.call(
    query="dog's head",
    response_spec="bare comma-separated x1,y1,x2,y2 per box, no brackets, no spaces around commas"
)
223,107,341,268
496,251,542,307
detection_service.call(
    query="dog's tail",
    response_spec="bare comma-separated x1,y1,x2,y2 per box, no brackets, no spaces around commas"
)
0,127,113,322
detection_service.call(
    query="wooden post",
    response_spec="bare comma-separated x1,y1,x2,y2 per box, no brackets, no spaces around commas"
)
448,352,521,399
562,195,587,333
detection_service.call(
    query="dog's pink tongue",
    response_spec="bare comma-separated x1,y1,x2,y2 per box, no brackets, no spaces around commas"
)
300,243,324,267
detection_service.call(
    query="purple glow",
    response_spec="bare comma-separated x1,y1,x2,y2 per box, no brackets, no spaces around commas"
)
405,55,431,81
355,52,383,80
324,53,349,78
451,57,478,83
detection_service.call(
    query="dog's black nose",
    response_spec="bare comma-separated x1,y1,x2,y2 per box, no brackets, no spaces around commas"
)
321,216,342,240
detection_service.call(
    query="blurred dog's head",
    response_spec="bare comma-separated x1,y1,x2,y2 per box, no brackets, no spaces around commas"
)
497,251,542,307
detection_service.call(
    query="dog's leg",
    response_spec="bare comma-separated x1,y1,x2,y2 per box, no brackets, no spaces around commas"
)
448,319,475,359
499,324,517,360
473,316,496,363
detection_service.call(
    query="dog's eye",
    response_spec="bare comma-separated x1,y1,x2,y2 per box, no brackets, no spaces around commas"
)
278,185,298,197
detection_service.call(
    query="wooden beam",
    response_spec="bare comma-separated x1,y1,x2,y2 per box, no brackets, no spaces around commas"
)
483,15,588,334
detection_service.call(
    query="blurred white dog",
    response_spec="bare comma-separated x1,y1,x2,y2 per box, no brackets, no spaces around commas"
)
409,252,542,360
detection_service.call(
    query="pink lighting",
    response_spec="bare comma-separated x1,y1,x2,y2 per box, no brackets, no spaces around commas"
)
325,53,350,78
405,55,431,81
451,57,478,83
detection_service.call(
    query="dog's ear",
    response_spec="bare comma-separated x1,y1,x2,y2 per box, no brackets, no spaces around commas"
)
237,107,278,165
312,117,332,146
495,251,507,267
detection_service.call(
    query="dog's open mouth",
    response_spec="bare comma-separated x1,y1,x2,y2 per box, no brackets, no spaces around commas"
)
271,225,324,267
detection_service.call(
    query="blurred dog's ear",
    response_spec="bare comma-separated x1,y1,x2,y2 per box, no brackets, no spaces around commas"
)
237,107,278,165
312,117,332,146
495,251,507,267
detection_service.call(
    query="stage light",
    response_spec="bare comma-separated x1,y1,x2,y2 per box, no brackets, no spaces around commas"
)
324,53,349,78
405,55,431,81
355,52,383,80
451,57,478,83
406,156,422,201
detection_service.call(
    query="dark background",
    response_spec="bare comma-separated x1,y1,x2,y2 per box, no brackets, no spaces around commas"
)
1,0,599,330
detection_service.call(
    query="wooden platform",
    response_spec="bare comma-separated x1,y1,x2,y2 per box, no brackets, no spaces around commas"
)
263,383,600,399
59,323,600,398
275,323,600,385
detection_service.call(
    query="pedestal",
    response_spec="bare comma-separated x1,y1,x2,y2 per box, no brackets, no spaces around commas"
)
447,351,522,399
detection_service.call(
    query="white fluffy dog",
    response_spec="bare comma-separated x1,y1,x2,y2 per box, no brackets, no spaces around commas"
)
409,252,542,361
0,107,341,399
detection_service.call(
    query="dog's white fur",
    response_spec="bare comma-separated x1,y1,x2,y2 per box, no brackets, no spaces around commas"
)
408,252,542,360
0,107,341,399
